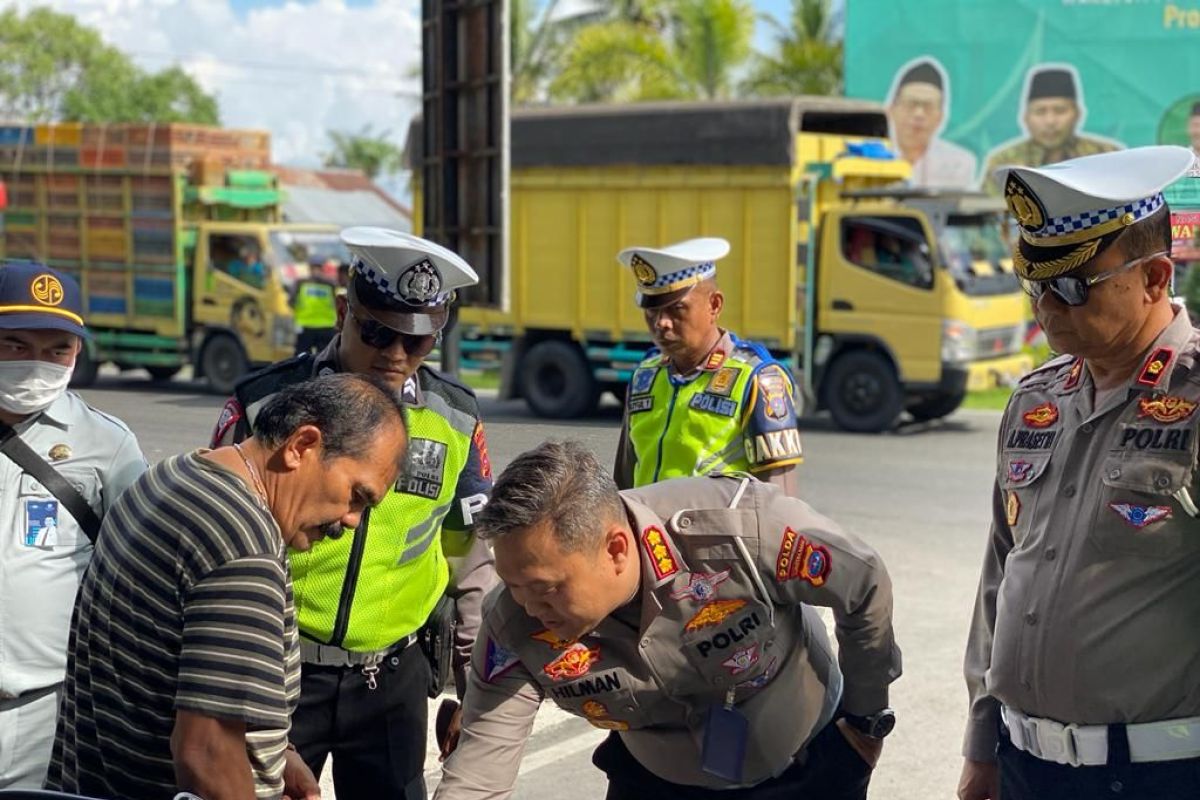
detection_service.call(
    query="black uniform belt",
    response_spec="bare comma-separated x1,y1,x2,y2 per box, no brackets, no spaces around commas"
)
300,634,419,667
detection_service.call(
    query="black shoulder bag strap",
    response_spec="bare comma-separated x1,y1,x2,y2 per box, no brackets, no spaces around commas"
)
0,423,103,544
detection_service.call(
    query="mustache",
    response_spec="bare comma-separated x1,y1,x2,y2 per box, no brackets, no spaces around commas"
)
318,521,345,539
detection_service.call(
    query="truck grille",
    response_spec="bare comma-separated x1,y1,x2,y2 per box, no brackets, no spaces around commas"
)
977,325,1020,357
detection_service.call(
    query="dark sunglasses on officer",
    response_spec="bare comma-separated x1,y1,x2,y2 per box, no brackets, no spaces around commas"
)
347,305,439,357
1018,250,1168,308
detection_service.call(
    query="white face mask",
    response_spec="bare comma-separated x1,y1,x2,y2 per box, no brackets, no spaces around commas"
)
0,360,74,416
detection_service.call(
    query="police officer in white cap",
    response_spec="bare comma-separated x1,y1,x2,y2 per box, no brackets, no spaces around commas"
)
960,146,1200,800
614,238,804,496
211,229,496,799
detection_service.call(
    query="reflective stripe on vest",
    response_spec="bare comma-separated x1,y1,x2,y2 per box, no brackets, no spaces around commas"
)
289,394,475,651
627,354,758,487
294,281,337,329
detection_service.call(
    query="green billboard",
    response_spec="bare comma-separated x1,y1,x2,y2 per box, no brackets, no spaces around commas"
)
845,0,1200,194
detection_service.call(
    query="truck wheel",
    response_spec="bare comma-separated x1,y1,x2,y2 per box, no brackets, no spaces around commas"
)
70,344,99,388
908,391,966,422
519,340,598,419
146,365,183,382
201,335,248,396
824,350,902,433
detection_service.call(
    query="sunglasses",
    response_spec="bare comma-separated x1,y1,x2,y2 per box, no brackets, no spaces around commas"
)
1019,251,1167,308
348,309,438,356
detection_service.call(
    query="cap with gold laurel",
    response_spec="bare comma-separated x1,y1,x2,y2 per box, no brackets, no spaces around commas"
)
340,227,479,335
996,145,1196,281
617,237,731,309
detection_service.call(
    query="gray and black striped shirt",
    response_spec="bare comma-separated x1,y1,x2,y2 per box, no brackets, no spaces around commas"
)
46,450,300,799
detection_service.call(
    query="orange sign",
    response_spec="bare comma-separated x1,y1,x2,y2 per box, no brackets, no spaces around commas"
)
684,599,747,633
1138,395,1197,424
543,643,601,681
1022,403,1059,428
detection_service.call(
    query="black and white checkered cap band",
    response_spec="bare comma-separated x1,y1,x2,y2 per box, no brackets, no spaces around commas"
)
354,257,450,307
647,262,717,289
1027,193,1165,241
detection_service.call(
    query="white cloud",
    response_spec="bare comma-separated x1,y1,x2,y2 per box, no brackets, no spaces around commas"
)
11,0,422,171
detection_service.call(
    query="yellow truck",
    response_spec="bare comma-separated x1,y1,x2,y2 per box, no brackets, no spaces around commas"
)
412,98,1032,432
0,122,340,393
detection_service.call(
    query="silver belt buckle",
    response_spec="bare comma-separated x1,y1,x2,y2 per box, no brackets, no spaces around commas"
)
1034,718,1082,767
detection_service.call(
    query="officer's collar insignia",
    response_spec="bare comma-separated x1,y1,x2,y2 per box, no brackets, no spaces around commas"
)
530,629,573,650
1006,491,1021,526
1136,347,1174,388
542,643,601,681
1061,358,1084,392
1022,402,1059,428
669,570,730,602
1007,460,1034,484
483,639,520,683
775,527,832,587
641,525,681,583
396,258,443,305
721,643,760,675
31,273,65,306
704,350,726,371
736,656,778,690
1137,395,1197,424
1004,172,1048,234
683,599,747,634
630,254,657,287
1108,502,1172,529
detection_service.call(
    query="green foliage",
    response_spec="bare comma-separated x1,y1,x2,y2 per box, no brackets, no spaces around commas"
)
0,6,219,124
1183,263,1200,320
323,126,406,180
740,0,843,97
550,0,755,103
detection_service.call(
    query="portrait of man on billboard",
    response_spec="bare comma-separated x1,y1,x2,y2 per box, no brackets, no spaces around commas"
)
886,57,977,188
982,63,1121,194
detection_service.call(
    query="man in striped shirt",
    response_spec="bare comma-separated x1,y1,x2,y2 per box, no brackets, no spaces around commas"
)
46,373,408,800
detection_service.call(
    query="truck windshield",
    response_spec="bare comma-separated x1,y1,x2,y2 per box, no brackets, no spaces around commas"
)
269,231,349,288
940,214,1020,297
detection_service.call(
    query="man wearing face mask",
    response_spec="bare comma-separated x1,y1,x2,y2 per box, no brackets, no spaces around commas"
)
210,229,495,800
613,238,804,497
0,261,146,789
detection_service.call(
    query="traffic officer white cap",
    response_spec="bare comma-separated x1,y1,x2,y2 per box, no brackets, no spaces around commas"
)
341,227,479,335
617,237,730,309
996,145,1195,281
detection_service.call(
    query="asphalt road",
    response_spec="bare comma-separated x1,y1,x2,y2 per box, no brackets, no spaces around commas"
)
78,370,1001,800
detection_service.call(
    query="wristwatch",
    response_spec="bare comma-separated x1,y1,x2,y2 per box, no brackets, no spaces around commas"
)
843,708,897,739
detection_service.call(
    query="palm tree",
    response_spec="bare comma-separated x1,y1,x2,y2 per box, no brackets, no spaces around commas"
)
741,0,843,97
549,0,755,103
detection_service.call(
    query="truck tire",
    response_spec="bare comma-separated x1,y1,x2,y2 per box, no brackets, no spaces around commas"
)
824,350,902,433
907,391,966,422
70,344,99,388
146,365,183,382
519,340,598,419
201,335,248,396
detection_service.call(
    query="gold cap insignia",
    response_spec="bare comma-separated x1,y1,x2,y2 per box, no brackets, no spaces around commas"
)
31,274,65,307
630,254,657,286
1004,173,1047,233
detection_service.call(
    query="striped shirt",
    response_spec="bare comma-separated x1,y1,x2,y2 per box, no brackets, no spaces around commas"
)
46,450,301,799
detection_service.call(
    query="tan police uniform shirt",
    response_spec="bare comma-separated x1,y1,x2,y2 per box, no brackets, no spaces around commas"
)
964,307,1200,761
435,474,900,799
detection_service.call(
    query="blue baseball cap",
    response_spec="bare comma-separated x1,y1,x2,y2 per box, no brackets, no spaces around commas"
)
0,261,88,338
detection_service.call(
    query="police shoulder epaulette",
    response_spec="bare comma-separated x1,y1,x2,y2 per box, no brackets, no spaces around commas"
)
1015,353,1075,391
418,364,481,410
235,353,315,401
728,335,772,366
